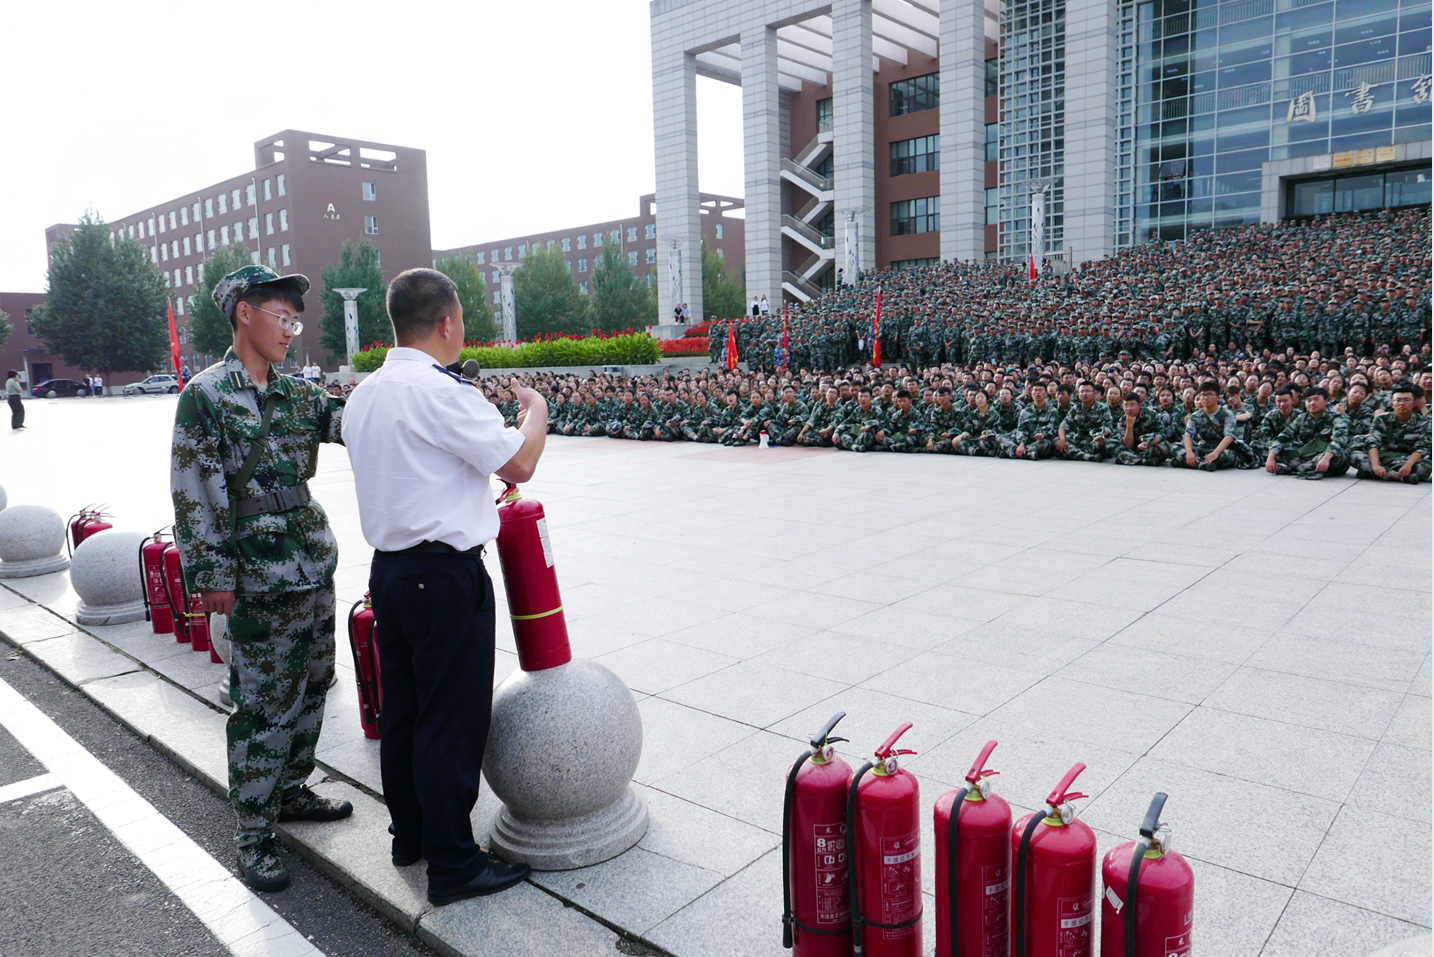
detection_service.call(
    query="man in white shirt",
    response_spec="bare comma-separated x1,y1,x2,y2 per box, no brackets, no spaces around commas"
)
342,268,547,906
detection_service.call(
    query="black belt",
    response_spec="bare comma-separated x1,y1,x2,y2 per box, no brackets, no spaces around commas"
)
382,541,484,557
234,483,311,518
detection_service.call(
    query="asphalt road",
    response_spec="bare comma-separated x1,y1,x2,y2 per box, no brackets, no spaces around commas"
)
0,637,437,957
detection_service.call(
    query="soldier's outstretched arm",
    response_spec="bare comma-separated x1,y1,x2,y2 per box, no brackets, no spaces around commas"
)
170,387,238,596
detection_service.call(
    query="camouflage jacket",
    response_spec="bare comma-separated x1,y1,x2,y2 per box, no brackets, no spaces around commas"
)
958,406,1004,439
805,401,844,432
1368,410,1431,456
1272,410,1351,456
925,404,963,438
1116,408,1166,449
1015,403,1061,444
1253,409,1297,449
1061,402,1113,440
1184,407,1238,451
1341,400,1377,443
884,406,927,440
171,349,343,596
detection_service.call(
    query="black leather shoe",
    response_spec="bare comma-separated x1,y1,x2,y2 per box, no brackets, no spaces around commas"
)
428,859,532,905
392,840,422,867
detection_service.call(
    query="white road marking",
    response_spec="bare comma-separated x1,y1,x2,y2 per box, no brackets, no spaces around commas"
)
0,771,61,804
0,676,324,957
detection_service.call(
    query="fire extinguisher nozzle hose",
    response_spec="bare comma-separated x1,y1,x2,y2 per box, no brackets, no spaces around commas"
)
1126,792,1167,957
846,761,875,957
947,786,971,957
780,747,816,950
1014,812,1045,957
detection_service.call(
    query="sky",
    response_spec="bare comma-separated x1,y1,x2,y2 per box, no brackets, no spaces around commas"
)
0,0,745,292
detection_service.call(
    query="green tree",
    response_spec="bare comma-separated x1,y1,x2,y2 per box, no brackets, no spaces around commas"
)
435,252,496,342
588,241,647,332
702,240,747,321
318,241,389,362
187,242,253,358
0,308,10,348
513,243,588,338
29,210,169,380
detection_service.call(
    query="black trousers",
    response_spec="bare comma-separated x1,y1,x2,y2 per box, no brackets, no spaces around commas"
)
370,550,495,894
8,395,23,429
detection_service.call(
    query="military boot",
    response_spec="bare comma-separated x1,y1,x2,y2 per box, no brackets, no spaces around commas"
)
237,838,289,892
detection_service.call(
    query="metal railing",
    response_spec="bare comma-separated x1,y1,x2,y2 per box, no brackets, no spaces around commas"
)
780,158,833,194
782,270,823,300
782,214,834,250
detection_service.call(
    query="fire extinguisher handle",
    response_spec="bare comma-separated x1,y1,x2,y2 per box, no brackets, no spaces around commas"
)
1139,791,1168,839
810,711,847,751
964,739,1000,785
1045,761,1088,809
873,721,913,759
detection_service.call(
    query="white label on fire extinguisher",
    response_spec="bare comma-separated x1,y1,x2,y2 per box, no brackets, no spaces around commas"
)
812,823,849,924
984,863,1010,957
1165,930,1192,956
879,833,920,940
535,518,554,568
1056,895,1094,957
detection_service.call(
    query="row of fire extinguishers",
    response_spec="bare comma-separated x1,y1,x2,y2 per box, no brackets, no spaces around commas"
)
782,714,1193,957
137,529,215,658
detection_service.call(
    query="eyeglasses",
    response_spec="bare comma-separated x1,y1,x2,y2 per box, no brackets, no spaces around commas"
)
251,304,303,335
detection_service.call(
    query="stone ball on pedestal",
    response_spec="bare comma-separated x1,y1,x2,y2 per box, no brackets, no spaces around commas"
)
484,658,647,870
0,482,7,513
0,505,69,578
71,530,147,625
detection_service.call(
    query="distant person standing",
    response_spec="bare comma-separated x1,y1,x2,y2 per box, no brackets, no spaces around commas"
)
681,302,690,323
751,296,761,318
91,373,104,397
759,295,770,317
6,371,24,429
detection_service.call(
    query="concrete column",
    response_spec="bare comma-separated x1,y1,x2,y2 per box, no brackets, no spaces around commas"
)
652,49,704,322
1063,0,1118,265
832,0,875,279
941,0,988,263
742,25,783,309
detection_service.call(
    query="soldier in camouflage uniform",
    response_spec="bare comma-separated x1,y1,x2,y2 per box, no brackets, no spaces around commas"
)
1114,392,1173,466
1357,383,1430,482
1252,388,1299,459
798,387,844,447
1174,381,1251,470
879,390,926,452
954,387,1005,457
171,265,352,893
925,388,964,454
835,388,883,452
1265,386,1352,479
768,385,807,446
1013,383,1061,459
1057,382,1114,462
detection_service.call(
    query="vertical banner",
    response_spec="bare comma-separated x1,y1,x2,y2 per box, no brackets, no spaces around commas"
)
844,216,860,286
668,243,682,320
1030,189,1046,281
780,303,789,372
873,287,883,368
167,300,184,381
343,298,361,362
500,271,516,342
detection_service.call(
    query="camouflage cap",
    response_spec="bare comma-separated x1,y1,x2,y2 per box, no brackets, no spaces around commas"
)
212,264,311,319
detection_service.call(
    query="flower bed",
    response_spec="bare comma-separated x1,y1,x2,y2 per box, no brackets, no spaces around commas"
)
351,331,661,372
660,337,710,356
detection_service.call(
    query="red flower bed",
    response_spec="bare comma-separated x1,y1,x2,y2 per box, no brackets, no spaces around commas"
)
682,320,714,338
661,337,710,356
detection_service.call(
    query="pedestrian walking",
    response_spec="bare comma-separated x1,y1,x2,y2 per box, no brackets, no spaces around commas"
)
6,371,24,429
170,264,352,893
343,267,545,906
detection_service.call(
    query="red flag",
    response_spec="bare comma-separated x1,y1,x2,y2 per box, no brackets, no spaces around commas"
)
167,299,183,382
725,321,739,371
781,304,789,371
1029,252,1037,281
873,287,882,368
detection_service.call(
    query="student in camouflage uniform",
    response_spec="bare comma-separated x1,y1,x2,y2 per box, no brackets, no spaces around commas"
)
954,387,1004,456
925,387,964,453
170,265,352,893
1057,381,1114,461
1114,392,1172,466
879,390,926,452
798,387,843,447
1174,381,1250,470
1252,387,1299,459
1013,382,1061,459
835,387,883,452
1265,386,1352,479
768,385,807,446
1357,382,1431,482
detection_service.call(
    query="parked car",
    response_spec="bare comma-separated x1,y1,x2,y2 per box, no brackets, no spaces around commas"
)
122,374,180,395
30,378,91,398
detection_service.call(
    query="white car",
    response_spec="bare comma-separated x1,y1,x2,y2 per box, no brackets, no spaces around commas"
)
123,374,181,395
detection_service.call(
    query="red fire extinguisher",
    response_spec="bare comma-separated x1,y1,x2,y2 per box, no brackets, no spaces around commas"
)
1100,793,1193,957
847,722,922,957
67,505,113,555
1011,763,1097,957
139,531,175,635
494,483,572,671
782,711,853,957
347,593,382,740
934,740,1011,957
161,542,212,654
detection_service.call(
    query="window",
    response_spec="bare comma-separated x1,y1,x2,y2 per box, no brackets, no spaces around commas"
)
493,291,501,304
890,72,939,116
504,247,512,260
579,281,589,294
263,178,272,201
277,174,285,197
218,193,228,214
177,299,184,316
158,216,166,234
185,266,193,285
475,251,485,264
518,244,526,259
160,244,168,261
891,196,940,235
279,208,288,231
248,218,258,239
986,123,998,162
173,269,180,287
234,222,243,243
891,258,937,269
183,237,191,256
626,226,637,242
232,189,241,210
628,250,638,265
565,259,572,272
890,135,941,175
150,246,157,263
265,212,274,235
715,248,724,259
178,326,186,344
171,241,178,258
182,206,191,226
137,221,144,239
148,216,155,235
715,224,724,239
282,243,290,266
986,187,999,225
246,184,256,206
195,232,202,249
169,211,177,229
491,249,500,263
645,248,656,264
985,58,999,97
362,182,376,201
817,96,833,132
363,215,377,235
251,250,261,265
644,223,655,239
562,237,571,251
220,225,229,245
267,246,276,267
578,258,588,272
594,232,604,246
205,198,214,218
577,234,586,250
492,270,500,283
207,229,216,250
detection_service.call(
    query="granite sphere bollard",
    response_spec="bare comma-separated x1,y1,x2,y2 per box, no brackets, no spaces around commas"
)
0,482,7,513
483,489,647,870
71,530,147,624
0,504,70,578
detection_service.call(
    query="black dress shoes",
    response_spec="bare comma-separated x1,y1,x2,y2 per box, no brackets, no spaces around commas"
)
427,858,532,905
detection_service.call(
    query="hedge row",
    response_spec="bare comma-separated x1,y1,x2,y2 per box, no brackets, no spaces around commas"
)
351,332,663,372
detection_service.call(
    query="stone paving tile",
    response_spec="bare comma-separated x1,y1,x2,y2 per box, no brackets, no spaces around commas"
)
1203,666,1406,740
746,591,884,631
661,612,814,659
826,605,983,649
1414,655,1432,697
1351,742,1432,821
417,881,619,957
860,650,1043,717
750,631,920,685
650,730,803,832
646,849,784,957
146,644,229,693
660,661,846,730
1301,805,1433,926
1150,706,1375,803
1262,891,1430,957
24,631,141,685
0,571,79,608
1282,603,1431,654
1382,694,1431,750
1055,642,1237,704
986,676,1194,753
934,624,1099,675
1182,856,1293,957
769,686,979,768
632,784,778,878
594,639,738,696
1245,632,1428,693
633,697,758,786
950,547,1096,596
0,603,80,644
893,583,1028,622
990,595,1146,642
528,844,724,936
0,584,32,611
1047,557,1215,612
1106,612,1274,664
582,596,728,640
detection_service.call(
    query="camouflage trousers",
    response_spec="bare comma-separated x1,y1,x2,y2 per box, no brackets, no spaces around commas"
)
954,435,1003,457
770,426,802,447
722,422,763,446
879,432,924,452
227,584,336,849
1271,447,1351,479
656,422,685,441
1114,442,1173,467
1171,445,1243,470
1355,452,1430,483
798,429,835,448
1014,439,1056,460
1060,435,1110,462
836,428,878,452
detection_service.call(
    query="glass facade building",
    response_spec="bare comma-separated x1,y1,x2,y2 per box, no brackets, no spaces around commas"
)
1115,0,1432,246
998,0,1068,262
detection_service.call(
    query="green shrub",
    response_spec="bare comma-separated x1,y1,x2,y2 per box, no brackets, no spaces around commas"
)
350,332,661,371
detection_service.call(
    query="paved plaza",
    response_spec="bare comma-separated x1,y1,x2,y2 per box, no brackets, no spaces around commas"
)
1,393,1430,956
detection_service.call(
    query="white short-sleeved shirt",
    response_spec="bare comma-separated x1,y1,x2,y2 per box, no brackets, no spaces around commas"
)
342,348,524,552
